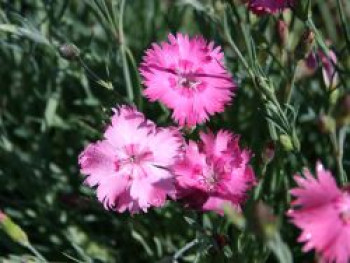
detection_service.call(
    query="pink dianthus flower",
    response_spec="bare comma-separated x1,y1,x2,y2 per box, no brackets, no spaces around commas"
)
140,33,235,127
79,106,182,214
173,130,255,214
288,163,350,263
248,0,295,15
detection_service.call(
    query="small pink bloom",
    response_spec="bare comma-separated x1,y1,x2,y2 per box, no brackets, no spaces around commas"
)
173,130,255,214
288,163,350,263
140,33,235,127
79,106,182,214
248,0,295,15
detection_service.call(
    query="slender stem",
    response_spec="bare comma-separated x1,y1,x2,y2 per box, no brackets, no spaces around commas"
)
102,0,117,31
336,0,350,53
119,0,134,103
338,127,348,183
173,239,199,262
306,18,330,56
330,129,346,184
223,13,252,78
285,63,298,105
25,243,47,262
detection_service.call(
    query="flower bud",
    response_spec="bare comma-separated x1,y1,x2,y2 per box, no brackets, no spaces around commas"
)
252,201,278,239
319,47,339,91
340,94,350,116
317,114,335,134
223,204,246,230
336,94,350,127
262,141,275,164
276,20,288,48
59,43,80,60
295,30,315,61
279,134,294,152
0,211,29,246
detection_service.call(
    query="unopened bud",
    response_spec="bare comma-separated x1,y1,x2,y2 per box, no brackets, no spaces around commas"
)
279,134,294,152
59,43,80,60
0,211,29,246
339,94,350,116
252,201,278,239
295,30,315,61
336,94,350,127
262,141,275,164
223,204,246,230
317,114,335,134
319,47,339,91
276,20,288,48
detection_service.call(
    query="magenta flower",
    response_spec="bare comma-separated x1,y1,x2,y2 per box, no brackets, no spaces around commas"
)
140,33,235,127
248,0,294,15
79,106,182,214
173,130,255,213
288,163,350,263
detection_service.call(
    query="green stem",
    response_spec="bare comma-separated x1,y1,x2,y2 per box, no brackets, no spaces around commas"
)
336,0,350,53
119,0,134,103
25,243,47,262
306,18,330,56
285,63,298,105
338,127,348,183
330,129,346,184
173,239,199,262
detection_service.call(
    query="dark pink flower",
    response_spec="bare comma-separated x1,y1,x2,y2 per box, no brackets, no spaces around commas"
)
248,0,295,15
173,130,255,213
288,163,350,263
140,33,235,127
79,106,182,214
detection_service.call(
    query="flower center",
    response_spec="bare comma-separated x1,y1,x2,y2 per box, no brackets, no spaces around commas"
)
201,166,219,192
177,73,201,89
168,59,204,92
114,144,153,177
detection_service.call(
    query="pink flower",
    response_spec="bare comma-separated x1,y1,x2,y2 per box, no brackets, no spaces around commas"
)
173,130,255,214
248,0,294,15
288,163,350,263
140,33,235,127
79,106,182,214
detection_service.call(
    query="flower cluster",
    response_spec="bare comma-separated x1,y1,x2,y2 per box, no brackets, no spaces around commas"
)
79,34,254,215
79,29,348,262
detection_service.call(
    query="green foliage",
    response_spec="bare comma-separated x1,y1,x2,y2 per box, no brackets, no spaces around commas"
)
0,0,349,262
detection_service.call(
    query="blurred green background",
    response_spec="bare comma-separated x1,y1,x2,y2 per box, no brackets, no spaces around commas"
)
0,0,349,262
